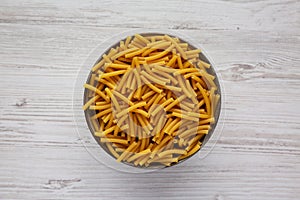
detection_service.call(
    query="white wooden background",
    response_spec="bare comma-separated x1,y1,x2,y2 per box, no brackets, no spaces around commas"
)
0,0,299,199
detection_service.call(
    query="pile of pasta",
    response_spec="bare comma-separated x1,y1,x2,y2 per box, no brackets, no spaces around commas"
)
83,34,220,168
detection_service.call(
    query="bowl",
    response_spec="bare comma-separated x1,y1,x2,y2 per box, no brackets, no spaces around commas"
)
78,30,222,172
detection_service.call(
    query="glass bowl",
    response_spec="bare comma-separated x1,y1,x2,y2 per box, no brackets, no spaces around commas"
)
73,29,224,173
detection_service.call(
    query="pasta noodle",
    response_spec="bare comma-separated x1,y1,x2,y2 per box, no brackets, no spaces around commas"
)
83,33,220,168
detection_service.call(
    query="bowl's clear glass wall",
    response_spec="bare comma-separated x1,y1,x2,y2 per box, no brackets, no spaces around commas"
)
74,31,223,172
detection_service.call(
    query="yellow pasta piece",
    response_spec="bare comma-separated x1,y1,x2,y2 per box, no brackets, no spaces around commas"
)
164,118,181,134
83,95,100,110
149,56,170,63
111,47,139,60
123,141,142,161
140,71,166,85
105,88,121,112
199,117,215,125
142,41,172,56
91,118,100,132
165,85,182,92
100,70,126,79
91,107,112,119
133,155,146,166
135,34,150,44
106,143,120,158
95,125,116,137
151,64,177,73
178,126,198,139
177,77,193,98
105,63,130,70
115,114,127,128
113,125,120,136
197,130,209,134
164,35,187,60
180,144,200,160
214,94,220,115
140,135,147,151
180,103,193,111
166,54,177,67
97,78,115,89
102,113,112,123
133,69,142,99
186,49,201,55
150,135,172,158
128,113,135,137
125,47,147,58
151,68,178,84
102,54,111,63
117,57,132,63
132,109,149,118
113,60,126,65
151,98,174,116
177,54,184,69
150,35,164,40
84,84,109,101
164,95,186,111
115,147,125,153
140,76,163,94
119,41,125,50
139,153,151,166
88,73,96,91
196,83,211,116
187,54,199,59
112,90,134,106
148,94,165,113
145,93,160,110
146,40,166,48
107,47,118,57
129,72,137,91
209,87,216,116
123,72,133,90
92,59,105,72
199,60,211,68
142,63,152,74
116,101,146,118
173,68,199,76
199,71,216,88
130,40,144,49
101,138,129,145
167,119,182,135
112,143,128,149
127,149,151,163
184,71,203,79
191,75,207,89
136,114,152,133
147,60,167,66
182,130,208,141
124,36,132,48
117,142,138,162
141,90,156,100
179,42,188,48
144,44,175,61
148,70,171,84
158,149,187,158
151,157,179,164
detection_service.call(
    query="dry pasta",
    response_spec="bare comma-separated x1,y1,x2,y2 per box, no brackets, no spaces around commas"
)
83,33,220,168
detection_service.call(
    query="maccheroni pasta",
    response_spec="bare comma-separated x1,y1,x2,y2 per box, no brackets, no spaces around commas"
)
83,33,220,168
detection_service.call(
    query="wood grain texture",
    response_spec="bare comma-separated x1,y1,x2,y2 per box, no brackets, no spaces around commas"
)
0,0,299,199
